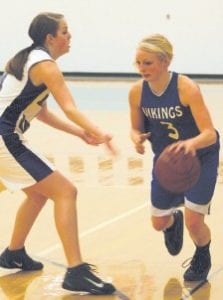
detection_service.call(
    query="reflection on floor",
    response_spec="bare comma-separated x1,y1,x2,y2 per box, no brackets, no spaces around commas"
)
0,260,219,300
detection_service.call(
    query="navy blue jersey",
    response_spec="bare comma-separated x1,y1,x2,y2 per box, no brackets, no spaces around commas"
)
140,73,220,213
140,72,216,155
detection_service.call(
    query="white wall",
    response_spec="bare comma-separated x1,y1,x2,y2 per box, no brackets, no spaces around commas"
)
1,0,223,74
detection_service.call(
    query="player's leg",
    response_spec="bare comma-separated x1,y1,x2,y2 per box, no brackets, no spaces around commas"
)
0,192,47,270
183,206,211,281
151,214,174,231
26,170,82,267
0,137,115,294
184,207,211,246
150,175,184,256
24,170,115,294
9,192,48,249
151,211,183,256
0,136,53,270
183,144,219,281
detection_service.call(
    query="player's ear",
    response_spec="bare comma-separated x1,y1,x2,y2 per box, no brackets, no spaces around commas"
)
45,33,55,45
163,57,171,67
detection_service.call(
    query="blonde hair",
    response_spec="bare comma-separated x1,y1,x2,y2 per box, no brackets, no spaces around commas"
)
138,34,173,62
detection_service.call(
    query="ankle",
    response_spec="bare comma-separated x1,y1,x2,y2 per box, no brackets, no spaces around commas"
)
195,240,211,252
68,262,85,271
7,246,25,252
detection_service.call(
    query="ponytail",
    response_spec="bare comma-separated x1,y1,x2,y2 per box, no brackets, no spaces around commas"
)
5,12,63,81
5,44,35,80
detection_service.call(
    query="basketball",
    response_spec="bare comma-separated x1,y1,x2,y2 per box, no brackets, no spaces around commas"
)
154,145,201,194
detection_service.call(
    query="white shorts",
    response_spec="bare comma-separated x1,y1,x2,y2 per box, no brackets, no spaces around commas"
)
0,134,55,191
150,198,211,217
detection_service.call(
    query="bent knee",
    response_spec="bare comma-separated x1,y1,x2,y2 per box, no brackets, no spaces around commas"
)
23,190,48,209
151,216,171,231
64,185,78,200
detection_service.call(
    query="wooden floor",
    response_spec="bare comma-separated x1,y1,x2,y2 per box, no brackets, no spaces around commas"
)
1,184,223,299
0,82,223,299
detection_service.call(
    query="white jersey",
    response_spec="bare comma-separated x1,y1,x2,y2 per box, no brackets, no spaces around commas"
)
0,48,55,191
0,48,52,135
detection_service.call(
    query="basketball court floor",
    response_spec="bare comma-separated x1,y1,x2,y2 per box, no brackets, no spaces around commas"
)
0,81,222,299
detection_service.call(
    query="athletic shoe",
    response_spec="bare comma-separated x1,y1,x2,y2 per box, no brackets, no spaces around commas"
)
0,247,43,271
163,210,183,256
183,248,211,281
62,263,116,295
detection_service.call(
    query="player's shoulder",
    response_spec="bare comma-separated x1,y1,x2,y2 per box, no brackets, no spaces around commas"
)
178,74,201,100
28,49,52,66
129,79,144,100
129,78,143,91
178,74,200,92
28,49,57,74
29,55,62,86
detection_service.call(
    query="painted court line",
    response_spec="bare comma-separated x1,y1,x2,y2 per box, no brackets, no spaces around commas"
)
35,256,130,299
37,202,148,257
180,266,223,299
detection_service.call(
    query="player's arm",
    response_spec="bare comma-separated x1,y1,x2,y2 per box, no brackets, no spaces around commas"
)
177,75,217,153
36,105,102,146
129,81,150,154
30,60,111,142
37,104,83,136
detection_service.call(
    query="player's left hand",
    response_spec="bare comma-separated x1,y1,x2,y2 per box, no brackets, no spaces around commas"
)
168,140,196,156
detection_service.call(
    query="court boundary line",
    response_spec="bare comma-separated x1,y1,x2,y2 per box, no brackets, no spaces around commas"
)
37,202,148,257
180,280,208,300
34,202,147,299
180,266,223,299
37,257,223,300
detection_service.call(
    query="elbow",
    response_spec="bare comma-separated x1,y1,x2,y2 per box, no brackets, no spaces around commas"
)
209,129,217,145
63,105,77,121
63,107,74,121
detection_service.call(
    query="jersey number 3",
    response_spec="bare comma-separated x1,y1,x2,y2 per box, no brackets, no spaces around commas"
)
160,121,179,140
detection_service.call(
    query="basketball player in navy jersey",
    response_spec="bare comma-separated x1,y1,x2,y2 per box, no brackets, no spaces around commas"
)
128,34,220,281
0,12,116,295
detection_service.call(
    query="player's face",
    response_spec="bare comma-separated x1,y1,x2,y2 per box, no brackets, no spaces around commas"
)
134,49,167,82
50,18,72,58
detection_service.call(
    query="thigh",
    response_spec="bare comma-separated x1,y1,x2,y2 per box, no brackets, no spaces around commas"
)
23,170,77,201
0,134,55,191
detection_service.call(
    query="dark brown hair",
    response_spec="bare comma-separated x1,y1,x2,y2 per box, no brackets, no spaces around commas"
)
6,12,64,80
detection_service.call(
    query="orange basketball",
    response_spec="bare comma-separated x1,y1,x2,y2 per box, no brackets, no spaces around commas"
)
154,145,201,194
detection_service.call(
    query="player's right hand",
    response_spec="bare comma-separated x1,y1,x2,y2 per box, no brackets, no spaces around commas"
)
131,131,150,154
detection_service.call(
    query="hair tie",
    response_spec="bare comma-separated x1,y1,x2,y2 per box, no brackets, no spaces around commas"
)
30,43,37,49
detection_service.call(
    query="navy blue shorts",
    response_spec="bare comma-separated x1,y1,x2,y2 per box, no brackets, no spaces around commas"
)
151,138,220,211
0,133,55,191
